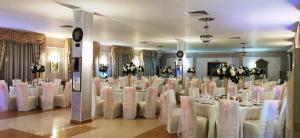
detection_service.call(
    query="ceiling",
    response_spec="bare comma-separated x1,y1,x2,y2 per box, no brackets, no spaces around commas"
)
0,0,299,52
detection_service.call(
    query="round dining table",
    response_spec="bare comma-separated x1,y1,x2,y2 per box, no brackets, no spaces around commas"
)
195,100,262,138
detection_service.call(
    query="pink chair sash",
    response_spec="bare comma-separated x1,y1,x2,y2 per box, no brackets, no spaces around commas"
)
145,87,159,118
209,81,217,95
101,87,114,118
123,87,137,119
94,77,101,96
179,96,196,138
273,86,283,100
0,83,9,111
253,86,265,101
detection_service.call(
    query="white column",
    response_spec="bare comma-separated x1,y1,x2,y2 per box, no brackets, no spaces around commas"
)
71,8,94,124
176,39,187,79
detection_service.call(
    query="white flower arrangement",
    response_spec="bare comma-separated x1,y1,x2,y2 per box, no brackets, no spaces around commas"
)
237,65,250,77
216,63,239,84
160,66,172,75
137,66,144,72
122,62,137,75
187,67,196,73
250,67,263,76
31,63,45,73
99,64,108,72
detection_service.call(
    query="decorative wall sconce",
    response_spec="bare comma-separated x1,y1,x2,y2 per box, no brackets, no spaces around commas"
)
49,52,60,73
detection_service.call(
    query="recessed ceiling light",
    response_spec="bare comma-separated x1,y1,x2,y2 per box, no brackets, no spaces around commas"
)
185,11,208,16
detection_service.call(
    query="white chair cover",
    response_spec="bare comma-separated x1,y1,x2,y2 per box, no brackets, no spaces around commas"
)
91,81,103,118
0,82,17,111
188,87,200,99
12,79,21,87
16,83,37,111
274,96,287,138
101,86,122,119
138,87,159,118
54,82,72,108
123,87,137,119
159,92,168,124
41,83,55,110
53,79,62,86
179,96,197,138
94,77,101,96
243,100,279,138
166,90,181,133
217,100,240,138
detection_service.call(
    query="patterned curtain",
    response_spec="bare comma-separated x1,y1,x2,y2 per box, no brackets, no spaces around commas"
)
93,42,100,76
111,46,133,77
0,41,6,72
0,40,42,85
142,50,157,76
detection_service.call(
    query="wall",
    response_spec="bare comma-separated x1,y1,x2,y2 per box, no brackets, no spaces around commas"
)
161,51,287,80
44,37,66,81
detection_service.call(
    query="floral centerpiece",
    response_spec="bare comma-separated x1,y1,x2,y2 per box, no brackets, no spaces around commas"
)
31,63,45,86
187,67,196,78
137,66,144,72
136,66,144,80
122,62,137,86
99,64,108,72
216,63,239,94
160,66,172,78
237,65,250,88
187,67,196,74
250,67,264,83
99,64,108,78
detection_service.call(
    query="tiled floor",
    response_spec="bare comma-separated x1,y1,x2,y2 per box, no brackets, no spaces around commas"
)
0,108,176,138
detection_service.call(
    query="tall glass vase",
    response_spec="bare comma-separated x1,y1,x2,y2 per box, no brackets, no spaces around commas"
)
34,72,40,86
128,73,132,87
224,78,228,96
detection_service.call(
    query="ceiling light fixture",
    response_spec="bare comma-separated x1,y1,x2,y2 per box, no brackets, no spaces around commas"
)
240,42,248,56
199,17,215,45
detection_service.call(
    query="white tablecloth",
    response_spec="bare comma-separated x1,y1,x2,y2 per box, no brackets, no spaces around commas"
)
107,89,147,103
9,85,64,96
195,102,262,138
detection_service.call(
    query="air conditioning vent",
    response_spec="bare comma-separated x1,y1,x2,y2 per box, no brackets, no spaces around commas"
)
185,10,208,16
59,25,73,28
287,51,293,71
228,36,241,39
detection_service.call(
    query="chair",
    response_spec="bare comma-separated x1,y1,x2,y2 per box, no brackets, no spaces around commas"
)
16,83,37,111
0,82,17,111
159,92,168,124
123,87,137,119
54,82,71,108
12,79,22,87
94,77,101,96
188,87,200,99
40,83,55,110
243,100,279,138
166,90,181,133
91,81,103,118
217,100,240,138
53,79,62,86
101,86,122,119
274,96,287,138
138,87,159,118
178,96,208,138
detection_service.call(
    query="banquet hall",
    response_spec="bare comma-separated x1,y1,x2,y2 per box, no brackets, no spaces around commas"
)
0,0,299,138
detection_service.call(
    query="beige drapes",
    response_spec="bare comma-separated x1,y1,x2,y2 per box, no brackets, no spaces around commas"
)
111,46,133,77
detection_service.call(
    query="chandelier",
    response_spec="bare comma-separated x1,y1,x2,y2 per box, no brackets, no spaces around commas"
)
240,42,248,56
199,17,214,45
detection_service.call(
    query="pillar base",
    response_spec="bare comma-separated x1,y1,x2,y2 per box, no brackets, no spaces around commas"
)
70,119,92,125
